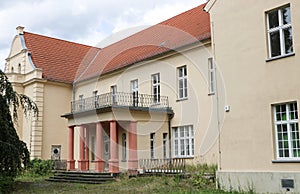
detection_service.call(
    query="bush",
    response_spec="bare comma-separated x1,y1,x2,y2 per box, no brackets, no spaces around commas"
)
28,159,54,176
0,176,14,194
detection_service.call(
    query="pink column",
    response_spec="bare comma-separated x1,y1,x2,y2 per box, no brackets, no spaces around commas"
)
67,126,75,171
78,125,87,171
109,121,119,173
95,122,105,172
128,121,138,175
85,126,90,170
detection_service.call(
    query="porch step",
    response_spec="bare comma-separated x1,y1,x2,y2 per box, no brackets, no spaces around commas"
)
46,171,116,184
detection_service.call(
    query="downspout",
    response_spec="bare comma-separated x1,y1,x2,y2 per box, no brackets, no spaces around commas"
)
168,112,174,164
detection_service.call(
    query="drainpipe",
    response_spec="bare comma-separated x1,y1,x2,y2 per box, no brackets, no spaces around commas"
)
168,112,174,165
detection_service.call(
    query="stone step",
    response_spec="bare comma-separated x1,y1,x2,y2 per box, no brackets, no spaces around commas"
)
46,171,116,184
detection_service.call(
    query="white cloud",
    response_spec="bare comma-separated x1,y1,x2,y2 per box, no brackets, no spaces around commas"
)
0,0,207,70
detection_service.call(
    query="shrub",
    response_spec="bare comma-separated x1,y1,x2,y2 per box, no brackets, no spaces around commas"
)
28,159,54,176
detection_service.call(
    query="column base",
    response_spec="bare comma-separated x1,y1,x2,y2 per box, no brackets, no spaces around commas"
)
94,159,105,172
78,160,89,171
109,159,119,173
128,159,138,170
67,160,75,171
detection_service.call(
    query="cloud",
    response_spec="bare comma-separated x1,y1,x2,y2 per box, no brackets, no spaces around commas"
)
0,0,207,70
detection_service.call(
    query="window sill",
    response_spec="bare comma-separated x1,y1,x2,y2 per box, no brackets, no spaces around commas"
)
176,98,188,102
173,156,194,159
272,159,300,163
266,53,295,62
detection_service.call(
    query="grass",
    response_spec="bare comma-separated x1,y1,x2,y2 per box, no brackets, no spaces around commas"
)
11,174,250,194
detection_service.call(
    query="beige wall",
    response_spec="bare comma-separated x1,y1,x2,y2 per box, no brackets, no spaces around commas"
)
209,0,300,172
207,0,300,192
71,41,219,165
42,82,72,160
5,33,73,160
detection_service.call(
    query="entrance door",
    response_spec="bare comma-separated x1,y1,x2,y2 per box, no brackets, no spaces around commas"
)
103,132,110,172
131,79,138,107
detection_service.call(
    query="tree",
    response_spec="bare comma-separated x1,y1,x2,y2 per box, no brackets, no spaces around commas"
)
0,69,38,192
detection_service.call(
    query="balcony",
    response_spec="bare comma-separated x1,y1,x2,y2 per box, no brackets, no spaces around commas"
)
71,92,172,114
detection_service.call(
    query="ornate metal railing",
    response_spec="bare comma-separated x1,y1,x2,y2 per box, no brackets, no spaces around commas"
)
71,92,170,113
139,158,186,173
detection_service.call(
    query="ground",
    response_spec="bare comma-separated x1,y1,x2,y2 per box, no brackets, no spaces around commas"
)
12,175,239,194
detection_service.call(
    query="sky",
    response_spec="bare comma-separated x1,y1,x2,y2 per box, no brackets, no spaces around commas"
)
0,0,207,70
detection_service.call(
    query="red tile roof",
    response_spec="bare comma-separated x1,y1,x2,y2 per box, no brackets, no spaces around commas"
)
23,3,210,83
23,32,100,83
75,3,210,82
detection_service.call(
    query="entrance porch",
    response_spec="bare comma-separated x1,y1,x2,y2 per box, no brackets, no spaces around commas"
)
67,120,137,174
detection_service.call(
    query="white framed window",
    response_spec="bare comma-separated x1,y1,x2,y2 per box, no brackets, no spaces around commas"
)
79,95,84,110
150,133,155,159
18,64,21,74
177,65,187,99
111,85,117,104
163,133,168,159
208,58,215,94
152,73,160,103
122,133,126,160
173,125,194,158
93,91,98,108
267,5,293,58
131,79,138,107
273,102,300,159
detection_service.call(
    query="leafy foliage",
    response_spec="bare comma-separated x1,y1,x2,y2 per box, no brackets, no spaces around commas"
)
0,70,38,193
28,159,54,176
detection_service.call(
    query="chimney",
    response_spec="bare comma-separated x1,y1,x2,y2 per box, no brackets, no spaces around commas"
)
16,26,24,35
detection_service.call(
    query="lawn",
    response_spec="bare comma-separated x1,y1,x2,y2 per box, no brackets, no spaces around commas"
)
12,175,235,194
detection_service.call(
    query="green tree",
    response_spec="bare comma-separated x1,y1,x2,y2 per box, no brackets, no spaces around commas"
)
0,69,38,192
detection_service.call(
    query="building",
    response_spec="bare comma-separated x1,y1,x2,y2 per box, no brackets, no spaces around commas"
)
62,3,219,173
4,26,97,160
5,3,219,173
205,0,300,193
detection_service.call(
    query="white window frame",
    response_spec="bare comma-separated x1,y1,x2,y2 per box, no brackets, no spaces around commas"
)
208,58,215,94
273,102,300,160
173,125,194,158
79,95,84,110
152,73,160,103
150,133,155,159
93,91,98,108
131,79,138,107
267,5,293,59
177,65,187,99
111,85,117,104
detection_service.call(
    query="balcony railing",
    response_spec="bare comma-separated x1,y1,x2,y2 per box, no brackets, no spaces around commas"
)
71,92,171,113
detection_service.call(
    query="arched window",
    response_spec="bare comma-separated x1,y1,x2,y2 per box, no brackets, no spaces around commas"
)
18,64,21,73
11,67,14,73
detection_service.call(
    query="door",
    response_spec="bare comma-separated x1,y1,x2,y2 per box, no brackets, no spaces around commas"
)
103,132,110,172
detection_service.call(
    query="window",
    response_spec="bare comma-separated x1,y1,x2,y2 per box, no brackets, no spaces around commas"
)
208,58,215,94
273,102,300,159
163,133,168,158
150,133,155,159
122,133,126,160
178,66,187,99
11,66,14,73
79,95,84,110
131,79,138,107
152,73,160,103
111,85,117,104
267,5,293,58
18,64,21,73
93,91,98,108
91,136,95,161
173,125,194,157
